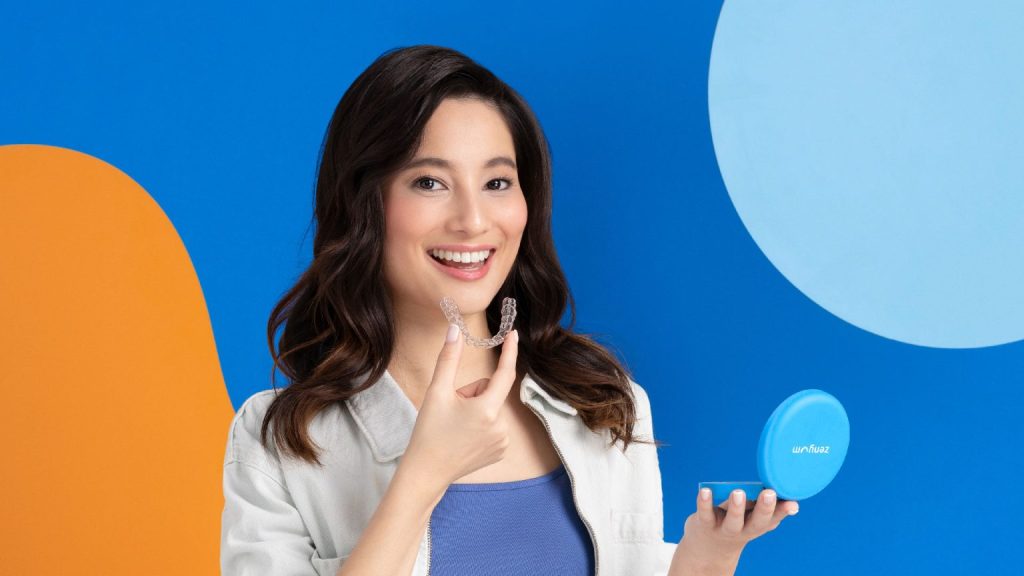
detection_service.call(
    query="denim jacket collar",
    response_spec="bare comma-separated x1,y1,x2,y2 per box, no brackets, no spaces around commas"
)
345,368,577,464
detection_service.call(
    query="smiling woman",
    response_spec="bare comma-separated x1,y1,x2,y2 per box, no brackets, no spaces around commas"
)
219,45,683,576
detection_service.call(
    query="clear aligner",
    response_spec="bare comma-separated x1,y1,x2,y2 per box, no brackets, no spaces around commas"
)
439,296,517,348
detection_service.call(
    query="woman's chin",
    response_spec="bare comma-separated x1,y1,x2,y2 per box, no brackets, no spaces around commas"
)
431,291,498,315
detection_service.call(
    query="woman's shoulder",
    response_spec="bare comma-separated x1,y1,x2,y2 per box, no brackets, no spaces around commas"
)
224,388,283,470
627,377,652,416
224,387,355,471
624,377,656,439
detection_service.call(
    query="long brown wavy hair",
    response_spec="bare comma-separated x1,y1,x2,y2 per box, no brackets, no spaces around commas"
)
262,44,663,467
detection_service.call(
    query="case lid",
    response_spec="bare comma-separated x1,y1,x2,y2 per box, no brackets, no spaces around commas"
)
757,389,850,501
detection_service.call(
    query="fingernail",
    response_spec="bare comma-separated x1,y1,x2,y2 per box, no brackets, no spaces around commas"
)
446,324,459,342
764,491,776,504
700,488,710,502
732,490,744,505
788,505,799,515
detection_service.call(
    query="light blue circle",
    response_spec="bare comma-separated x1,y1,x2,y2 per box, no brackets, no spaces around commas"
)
708,0,1024,348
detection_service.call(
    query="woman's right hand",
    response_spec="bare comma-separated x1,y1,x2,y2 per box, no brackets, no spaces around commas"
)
400,324,520,489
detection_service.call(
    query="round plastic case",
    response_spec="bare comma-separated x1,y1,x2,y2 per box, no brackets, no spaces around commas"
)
698,389,850,506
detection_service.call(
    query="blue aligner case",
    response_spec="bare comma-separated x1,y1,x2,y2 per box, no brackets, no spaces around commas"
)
699,389,850,507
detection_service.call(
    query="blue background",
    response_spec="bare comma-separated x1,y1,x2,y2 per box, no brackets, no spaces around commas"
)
3,1,1021,573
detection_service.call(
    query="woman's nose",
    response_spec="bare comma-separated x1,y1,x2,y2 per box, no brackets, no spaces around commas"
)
448,185,489,234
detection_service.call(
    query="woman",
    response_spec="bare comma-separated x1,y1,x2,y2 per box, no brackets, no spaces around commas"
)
220,44,798,576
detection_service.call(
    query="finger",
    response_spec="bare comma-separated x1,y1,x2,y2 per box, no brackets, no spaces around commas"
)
745,489,777,535
456,377,489,398
696,487,717,527
717,497,755,514
427,324,464,397
480,329,520,408
778,499,800,521
721,490,747,536
764,498,799,531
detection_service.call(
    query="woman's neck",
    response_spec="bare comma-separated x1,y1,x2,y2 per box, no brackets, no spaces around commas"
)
388,309,501,407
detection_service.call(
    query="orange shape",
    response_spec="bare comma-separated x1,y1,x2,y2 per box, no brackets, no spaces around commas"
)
0,144,232,574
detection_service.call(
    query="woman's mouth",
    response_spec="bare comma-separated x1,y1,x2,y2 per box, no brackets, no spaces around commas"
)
427,248,495,281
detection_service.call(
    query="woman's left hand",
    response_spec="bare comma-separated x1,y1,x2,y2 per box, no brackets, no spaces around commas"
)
673,488,799,573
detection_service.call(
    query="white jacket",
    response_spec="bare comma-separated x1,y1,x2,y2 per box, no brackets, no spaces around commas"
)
221,369,678,575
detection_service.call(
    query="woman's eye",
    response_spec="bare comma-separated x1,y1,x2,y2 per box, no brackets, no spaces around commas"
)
487,178,512,191
414,177,442,191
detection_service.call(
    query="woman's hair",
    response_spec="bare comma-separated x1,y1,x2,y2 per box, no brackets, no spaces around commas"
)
262,44,664,466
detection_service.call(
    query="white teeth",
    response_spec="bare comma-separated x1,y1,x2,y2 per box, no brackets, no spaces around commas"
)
430,249,491,263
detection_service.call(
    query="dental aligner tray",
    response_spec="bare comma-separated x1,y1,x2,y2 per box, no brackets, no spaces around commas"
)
439,296,516,348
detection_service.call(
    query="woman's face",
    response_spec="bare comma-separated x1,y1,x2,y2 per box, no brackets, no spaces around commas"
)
382,96,528,321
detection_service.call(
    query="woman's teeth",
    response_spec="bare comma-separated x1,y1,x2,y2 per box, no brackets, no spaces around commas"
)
429,249,491,264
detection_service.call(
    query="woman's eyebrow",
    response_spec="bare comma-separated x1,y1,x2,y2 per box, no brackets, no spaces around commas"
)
403,156,517,171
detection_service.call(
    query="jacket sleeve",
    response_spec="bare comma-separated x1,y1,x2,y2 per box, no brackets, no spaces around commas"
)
629,379,679,576
221,393,327,576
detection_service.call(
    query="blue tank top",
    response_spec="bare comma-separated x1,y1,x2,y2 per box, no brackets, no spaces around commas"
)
428,463,594,575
